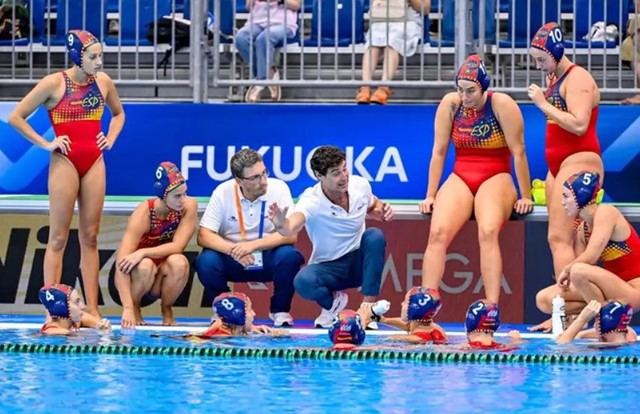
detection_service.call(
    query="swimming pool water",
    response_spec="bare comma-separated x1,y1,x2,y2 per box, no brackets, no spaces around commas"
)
1,321,639,413
0,352,639,414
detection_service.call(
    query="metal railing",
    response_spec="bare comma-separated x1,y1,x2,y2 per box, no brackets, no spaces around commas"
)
0,0,638,101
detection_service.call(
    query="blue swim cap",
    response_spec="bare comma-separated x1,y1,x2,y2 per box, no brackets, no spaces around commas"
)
153,161,185,200
598,300,633,336
66,30,99,66
328,310,366,346
213,292,248,326
456,54,491,92
531,22,565,62
39,284,73,319
465,300,500,334
563,171,601,210
406,287,442,322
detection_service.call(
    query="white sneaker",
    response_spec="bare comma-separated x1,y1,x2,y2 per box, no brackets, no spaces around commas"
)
269,312,294,328
367,321,379,330
314,291,349,328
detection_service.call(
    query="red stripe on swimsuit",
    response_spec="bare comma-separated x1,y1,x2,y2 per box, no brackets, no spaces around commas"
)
583,221,640,282
452,92,512,195
137,199,183,265
48,71,105,177
544,65,601,176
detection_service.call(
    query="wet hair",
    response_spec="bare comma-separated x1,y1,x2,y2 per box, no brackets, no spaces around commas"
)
310,146,346,177
230,148,263,179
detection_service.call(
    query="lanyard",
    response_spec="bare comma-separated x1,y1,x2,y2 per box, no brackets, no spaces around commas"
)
234,183,266,241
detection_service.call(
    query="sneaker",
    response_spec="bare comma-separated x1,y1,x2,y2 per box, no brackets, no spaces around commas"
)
367,321,379,330
314,291,349,328
269,312,294,328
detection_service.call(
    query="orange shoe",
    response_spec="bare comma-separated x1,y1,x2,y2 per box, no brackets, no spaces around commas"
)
370,86,392,105
356,86,371,104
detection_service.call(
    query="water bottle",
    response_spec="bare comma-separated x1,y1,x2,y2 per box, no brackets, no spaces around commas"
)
371,300,391,321
551,295,567,337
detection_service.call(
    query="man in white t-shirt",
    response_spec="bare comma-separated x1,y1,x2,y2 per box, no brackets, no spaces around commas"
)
269,145,394,328
195,149,304,327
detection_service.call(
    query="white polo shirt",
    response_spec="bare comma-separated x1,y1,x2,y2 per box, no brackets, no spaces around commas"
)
294,175,374,264
200,178,294,243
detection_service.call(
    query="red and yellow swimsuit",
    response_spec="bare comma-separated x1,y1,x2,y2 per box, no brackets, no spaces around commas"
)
48,71,105,177
583,221,640,282
452,92,512,195
137,199,183,265
544,65,601,177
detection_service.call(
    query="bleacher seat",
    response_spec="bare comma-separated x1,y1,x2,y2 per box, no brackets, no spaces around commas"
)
431,0,496,47
43,0,106,45
499,0,560,48
0,0,45,45
303,0,364,47
568,0,629,48
106,0,172,45
561,0,573,13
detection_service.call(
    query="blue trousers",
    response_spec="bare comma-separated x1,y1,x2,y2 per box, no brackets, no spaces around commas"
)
294,228,386,310
235,23,294,79
195,244,304,313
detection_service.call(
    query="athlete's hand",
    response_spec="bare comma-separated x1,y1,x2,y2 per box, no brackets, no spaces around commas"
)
578,300,601,323
556,265,572,289
121,308,137,330
268,202,288,232
513,198,534,215
96,131,112,150
419,196,435,214
45,135,71,154
118,251,145,275
251,325,272,334
527,83,546,106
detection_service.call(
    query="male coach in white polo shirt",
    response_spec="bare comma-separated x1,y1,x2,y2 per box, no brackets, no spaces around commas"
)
195,148,304,327
269,145,394,328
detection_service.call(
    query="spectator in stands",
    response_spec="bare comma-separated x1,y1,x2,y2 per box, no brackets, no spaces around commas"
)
534,171,640,324
268,145,393,328
195,148,304,328
356,0,430,104
621,1,640,104
8,30,125,318
528,22,603,296
237,0,300,102
418,55,533,328
115,162,197,328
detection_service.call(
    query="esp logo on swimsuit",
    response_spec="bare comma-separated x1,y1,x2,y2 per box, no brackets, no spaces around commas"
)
82,92,101,109
470,122,491,138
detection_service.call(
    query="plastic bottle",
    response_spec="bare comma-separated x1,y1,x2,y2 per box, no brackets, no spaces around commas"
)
551,295,567,337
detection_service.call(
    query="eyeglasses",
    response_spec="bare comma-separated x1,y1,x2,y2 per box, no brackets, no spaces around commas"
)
240,169,269,182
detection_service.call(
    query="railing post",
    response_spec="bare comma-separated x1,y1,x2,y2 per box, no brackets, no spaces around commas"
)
454,0,472,69
191,0,207,102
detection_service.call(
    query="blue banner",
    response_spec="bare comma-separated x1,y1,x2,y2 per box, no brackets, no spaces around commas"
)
1,102,639,201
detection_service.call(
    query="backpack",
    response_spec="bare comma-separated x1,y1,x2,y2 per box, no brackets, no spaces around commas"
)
0,0,30,40
146,16,191,75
